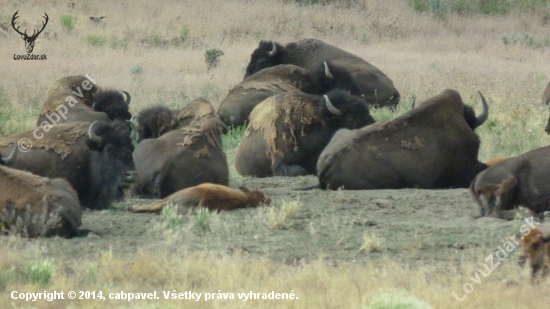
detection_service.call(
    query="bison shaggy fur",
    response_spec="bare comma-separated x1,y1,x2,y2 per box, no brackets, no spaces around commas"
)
518,227,550,279
131,98,229,198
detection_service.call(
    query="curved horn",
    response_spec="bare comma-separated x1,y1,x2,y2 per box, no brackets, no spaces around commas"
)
268,40,277,57
1,140,18,166
122,91,131,105
87,120,103,144
324,95,342,116
127,119,137,141
324,62,334,79
476,91,489,127
92,102,96,110
410,96,416,110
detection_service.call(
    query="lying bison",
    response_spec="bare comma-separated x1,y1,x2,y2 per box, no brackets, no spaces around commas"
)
218,62,357,128
0,120,135,210
0,145,82,238
129,183,270,213
317,89,489,190
36,75,131,126
518,227,550,279
131,98,229,198
245,38,400,108
470,145,550,220
235,89,375,177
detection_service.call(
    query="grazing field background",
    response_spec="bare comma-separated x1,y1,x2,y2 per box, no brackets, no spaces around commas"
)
1,0,550,308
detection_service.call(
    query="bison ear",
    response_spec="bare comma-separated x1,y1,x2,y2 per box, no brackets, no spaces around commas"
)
85,138,103,151
239,186,250,193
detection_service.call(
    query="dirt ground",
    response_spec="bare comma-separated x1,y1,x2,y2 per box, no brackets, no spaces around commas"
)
26,175,548,267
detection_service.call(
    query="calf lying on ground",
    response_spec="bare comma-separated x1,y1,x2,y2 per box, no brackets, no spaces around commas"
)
518,227,550,279
128,183,270,213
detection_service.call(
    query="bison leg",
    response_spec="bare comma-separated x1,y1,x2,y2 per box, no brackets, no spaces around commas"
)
128,200,165,213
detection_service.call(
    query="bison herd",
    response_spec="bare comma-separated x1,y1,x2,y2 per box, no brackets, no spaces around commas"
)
2,38,550,258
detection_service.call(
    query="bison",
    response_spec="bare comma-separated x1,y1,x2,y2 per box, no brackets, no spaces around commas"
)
128,183,270,213
518,227,550,279
36,75,131,126
235,89,375,177
1,145,82,238
0,120,135,210
218,62,357,128
317,89,489,190
470,145,550,220
131,98,229,198
244,38,400,108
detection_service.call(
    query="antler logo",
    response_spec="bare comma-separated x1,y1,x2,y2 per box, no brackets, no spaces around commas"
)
11,11,49,54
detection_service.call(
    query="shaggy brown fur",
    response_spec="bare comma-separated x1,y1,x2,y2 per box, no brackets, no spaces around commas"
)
0,165,82,237
128,183,270,213
518,227,550,279
40,75,99,115
131,98,229,198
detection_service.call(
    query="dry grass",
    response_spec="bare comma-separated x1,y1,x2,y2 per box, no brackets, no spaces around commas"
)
2,0,550,307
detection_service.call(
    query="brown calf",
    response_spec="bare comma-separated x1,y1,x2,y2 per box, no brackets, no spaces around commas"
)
518,227,550,279
128,183,270,213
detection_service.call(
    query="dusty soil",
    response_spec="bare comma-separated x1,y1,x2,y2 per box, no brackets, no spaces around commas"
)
22,176,549,266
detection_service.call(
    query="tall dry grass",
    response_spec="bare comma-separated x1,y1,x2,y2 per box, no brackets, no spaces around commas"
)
2,0,550,307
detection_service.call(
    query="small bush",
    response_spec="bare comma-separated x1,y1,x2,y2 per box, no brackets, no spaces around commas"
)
196,208,214,232
360,232,386,253
502,31,536,47
23,260,54,285
161,203,183,229
151,33,163,46
60,15,77,32
85,35,107,47
264,199,300,230
205,48,224,71
179,24,190,40
131,64,143,75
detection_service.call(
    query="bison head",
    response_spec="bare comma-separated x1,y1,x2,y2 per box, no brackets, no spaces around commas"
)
135,106,178,142
517,227,550,277
240,186,271,207
322,90,375,130
91,90,132,121
244,40,286,78
85,120,135,209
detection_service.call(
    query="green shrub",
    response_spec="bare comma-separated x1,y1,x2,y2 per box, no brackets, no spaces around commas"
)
23,260,54,285
85,35,107,47
204,48,224,70
60,15,77,32
131,64,143,75
162,203,184,229
179,24,190,40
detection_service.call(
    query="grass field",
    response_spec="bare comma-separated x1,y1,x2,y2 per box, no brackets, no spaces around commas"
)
2,0,550,308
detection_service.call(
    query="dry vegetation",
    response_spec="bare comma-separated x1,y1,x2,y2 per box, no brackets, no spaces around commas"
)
2,0,550,308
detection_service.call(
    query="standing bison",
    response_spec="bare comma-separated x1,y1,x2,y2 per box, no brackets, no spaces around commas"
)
218,62,348,129
36,75,132,126
0,145,82,238
470,145,550,220
244,38,400,108
235,89,375,177
0,120,135,210
317,89,489,190
131,98,229,198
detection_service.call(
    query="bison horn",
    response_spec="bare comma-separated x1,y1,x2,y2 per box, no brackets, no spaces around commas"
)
1,140,18,166
87,120,103,144
475,91,489,127
268,40,277,57
410,96,416,109
122,91,131,105
324,62,334,79
127,119,137,141
324,95,342,116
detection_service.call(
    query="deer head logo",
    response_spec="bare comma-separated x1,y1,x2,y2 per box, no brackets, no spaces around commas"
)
11,11,49,54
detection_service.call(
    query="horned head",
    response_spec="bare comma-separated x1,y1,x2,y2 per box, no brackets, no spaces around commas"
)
11,11,49,53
